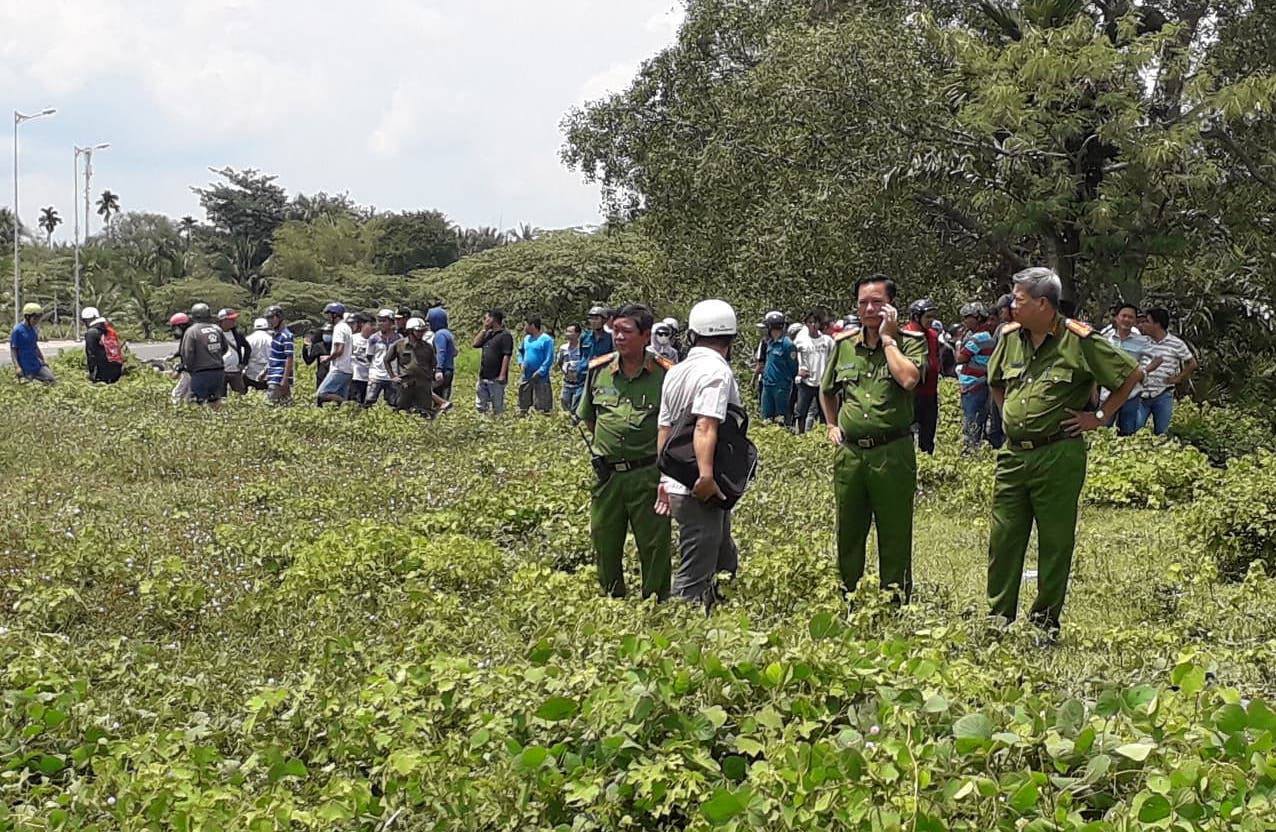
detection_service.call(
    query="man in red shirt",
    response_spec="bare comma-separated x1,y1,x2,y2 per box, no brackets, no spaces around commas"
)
904,299,941,454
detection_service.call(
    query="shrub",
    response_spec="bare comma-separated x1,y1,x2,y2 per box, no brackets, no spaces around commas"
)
1170,399,1275,464
1083,431,1211,508
1183,451,1276,579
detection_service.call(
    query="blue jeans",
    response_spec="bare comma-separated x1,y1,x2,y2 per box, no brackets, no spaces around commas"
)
961,387,989,450
562,382,583,414
1115,396,1142,436
1138,391,1174,436
761,382,792,424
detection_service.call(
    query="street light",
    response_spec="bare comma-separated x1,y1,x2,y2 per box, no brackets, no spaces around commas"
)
73,142,109,340
13,107,56,326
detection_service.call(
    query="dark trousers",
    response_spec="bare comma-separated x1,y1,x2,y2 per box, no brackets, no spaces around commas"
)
914,394,938,455
435,371,454,401
794,384,822,434
348,379,368,404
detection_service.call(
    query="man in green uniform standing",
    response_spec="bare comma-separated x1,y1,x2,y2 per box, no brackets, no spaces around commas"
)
578,303,674,600
987,267,1142,636
819,274,927,601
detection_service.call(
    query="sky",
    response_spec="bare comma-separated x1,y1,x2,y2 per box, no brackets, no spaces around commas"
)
0,0,684,243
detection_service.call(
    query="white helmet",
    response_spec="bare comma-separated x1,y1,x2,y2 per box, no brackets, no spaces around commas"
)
80,306,100,321
377,308,395,319
406,316,427,331
252,317,270,331
687,299,737,338
662,317,679,332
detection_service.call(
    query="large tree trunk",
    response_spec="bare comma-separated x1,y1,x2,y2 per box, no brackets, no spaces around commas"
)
1048,228,1083,311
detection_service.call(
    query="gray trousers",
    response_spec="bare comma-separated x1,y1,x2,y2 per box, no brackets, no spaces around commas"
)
476,379,507,414
670,494,738,605
518,376,552,413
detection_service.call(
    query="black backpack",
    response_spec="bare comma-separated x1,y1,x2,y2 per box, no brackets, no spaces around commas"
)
658,403,759,510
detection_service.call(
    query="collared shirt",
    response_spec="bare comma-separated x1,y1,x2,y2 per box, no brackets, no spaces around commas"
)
761,336,798,387
1102,326,1152,398
987,316,1137,442
956,325,997,393
578,328,614,376
9,321,43,376
820,329,927,441
267,327,295,385
558,342,583,386
245,330,272,380
1142,333,1194,399
658,346,742,496
386,336,436,381
578,352,668,461
519,332,555,381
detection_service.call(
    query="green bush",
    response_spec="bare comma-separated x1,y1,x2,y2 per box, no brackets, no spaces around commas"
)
1083,431,1211,508
1183,451,1276,580
1170,399,1275,464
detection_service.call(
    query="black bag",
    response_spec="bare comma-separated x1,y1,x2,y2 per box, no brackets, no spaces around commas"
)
658,403,759,509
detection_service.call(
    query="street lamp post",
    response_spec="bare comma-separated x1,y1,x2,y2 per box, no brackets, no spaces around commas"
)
13,107,56,326
73,142,109,340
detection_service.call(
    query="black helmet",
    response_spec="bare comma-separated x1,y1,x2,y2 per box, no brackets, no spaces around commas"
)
908,298,938,320
264,304,284,319
762,310,785,328
190,302,212,321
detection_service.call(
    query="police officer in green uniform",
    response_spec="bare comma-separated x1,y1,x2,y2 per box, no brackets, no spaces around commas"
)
819,274,927,601
385,316,437,417
577,303,673,600
987,267,1142,635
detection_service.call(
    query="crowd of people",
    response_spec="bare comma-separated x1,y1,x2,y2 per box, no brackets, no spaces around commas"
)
7,267,1201,636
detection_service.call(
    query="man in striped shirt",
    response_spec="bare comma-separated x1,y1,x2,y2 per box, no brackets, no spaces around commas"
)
264,305,295,405
1136,307,1197,435
955,302,1001,451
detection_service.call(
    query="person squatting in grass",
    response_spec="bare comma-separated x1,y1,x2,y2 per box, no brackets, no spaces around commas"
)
578,304,673,600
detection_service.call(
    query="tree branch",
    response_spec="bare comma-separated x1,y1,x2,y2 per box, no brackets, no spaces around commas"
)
1204,128,1276,193
913,191,1029,270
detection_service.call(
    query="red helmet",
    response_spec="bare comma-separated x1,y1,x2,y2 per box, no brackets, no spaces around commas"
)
168,312,191,327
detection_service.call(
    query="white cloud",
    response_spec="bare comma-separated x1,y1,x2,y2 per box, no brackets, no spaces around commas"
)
579,63,638,103
0,0,685,236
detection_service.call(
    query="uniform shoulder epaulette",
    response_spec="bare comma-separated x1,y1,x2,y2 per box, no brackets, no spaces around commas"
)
1001,322,1022,334
834,328,860,342
588,351,617,370
1065,318,1093,338
899,328,925,338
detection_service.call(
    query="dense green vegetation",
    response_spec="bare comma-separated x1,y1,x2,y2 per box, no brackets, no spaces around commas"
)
1,355,1273,829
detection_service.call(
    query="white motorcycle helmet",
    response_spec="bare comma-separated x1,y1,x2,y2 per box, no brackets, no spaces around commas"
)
687,299,738,339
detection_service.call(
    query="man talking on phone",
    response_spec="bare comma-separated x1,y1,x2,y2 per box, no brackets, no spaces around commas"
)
819,274,926,603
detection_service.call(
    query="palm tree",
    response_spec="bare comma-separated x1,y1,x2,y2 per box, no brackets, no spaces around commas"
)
179,216,198,250
38,206,62,246
506,222,541,244
96,190,121,238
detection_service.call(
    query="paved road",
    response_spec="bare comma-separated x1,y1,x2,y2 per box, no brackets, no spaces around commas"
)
0,340,173,367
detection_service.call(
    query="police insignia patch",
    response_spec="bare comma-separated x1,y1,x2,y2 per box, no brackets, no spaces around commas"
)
1064,319,1093,338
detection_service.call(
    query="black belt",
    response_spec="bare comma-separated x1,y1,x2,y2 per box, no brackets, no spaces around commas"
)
1007,432,1072,451
846,427,912,450
604,455,657,473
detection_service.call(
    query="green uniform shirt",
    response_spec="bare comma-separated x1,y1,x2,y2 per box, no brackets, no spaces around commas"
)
820,329,927,440
578,352,668,461
987,316,1138,442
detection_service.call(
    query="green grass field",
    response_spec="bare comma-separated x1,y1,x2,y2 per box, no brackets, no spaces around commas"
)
1,351,1273,829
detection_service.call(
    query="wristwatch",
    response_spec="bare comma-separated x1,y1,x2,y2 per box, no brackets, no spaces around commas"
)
1095,409,1106,422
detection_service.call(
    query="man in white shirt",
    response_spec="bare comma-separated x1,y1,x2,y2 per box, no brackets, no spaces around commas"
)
656,299,743,609
1137,307,1197,435
349,313,374,403
316,302,354,406
244,317,273,390
794,309,835,434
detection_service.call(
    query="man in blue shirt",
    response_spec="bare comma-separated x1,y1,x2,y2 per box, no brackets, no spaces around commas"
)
263,305,295,405
577,304,614,378
427,306,456,402
10,303,55,384
754,311,797,425
518,316,556,414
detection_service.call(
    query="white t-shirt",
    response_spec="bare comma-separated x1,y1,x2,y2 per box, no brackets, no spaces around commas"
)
367,332,398,383
222,332,241,373
794,329,834,388
351,332,371,382
657,346,743,496
245,329,272,380
330,321,354,374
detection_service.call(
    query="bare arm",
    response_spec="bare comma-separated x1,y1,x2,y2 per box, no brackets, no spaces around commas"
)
498,354,510,384
472,329,488,348
820,389,843,445
1064,369,1142,436
1169,357,1198,386
691,416,725,502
